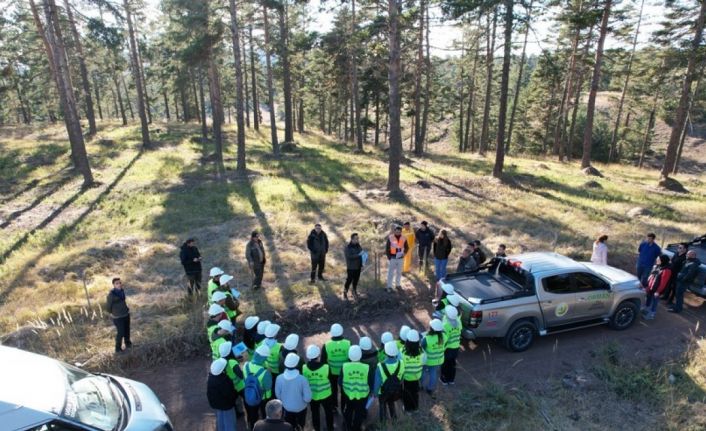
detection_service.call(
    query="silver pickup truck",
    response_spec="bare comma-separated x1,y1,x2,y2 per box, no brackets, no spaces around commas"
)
442,252,645,352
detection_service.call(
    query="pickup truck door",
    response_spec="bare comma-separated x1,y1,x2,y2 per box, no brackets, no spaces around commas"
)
537,274,584,327
571,272,612,319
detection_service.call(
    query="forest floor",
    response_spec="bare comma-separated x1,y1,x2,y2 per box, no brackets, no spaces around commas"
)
1,120,705,430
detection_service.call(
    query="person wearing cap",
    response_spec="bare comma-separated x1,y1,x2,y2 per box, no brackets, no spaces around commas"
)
385,225,409,292
211,320,235,359
401,222,416,273
341,345,372,431
344,233,364,300
307,223,330,284
421,319,446,396
244,344,274,430
440,305,462,385
396,325,410,352
434,293,460,319
359,337,378,369
275,353,312,429
246,231,267,290
253,399,293,431
207,304,228,340
280,334,301,372
208,267,225,301
219,341,246,399
373,341,405,423
415,221,435,268
244,316,261,357
106,277,132,354
401,330,422,411
208,358,238,431
433,283,456,316
264,324,284,380
303,345,334,431
321,323,351,411
377,332,394,363
180,238,203,296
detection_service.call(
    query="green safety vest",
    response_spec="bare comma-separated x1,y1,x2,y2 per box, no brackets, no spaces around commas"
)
207,280,219,302
206,324,218,340
341,362,370,400
223,290,238,320
423,333,446,366
443,317,461,350
244,362,272,399
226,358,245,392
266,342,282,374
377,361,404,395
402,352,423,381
325,339,351,376
211,336,227,360
396,339,405,353
377,348,386,364
303,364,332,401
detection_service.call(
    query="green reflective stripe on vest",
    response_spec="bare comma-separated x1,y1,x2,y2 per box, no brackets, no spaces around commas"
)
266,342,282,374
424,334,445,366
211,337,226,359
402,353,423,381
443,318,461,349
303,364,332,401
325,339,351,375
244,362,272,399
377,361,404,395
226,359,245,391
342,362,370,400
207,280,218,302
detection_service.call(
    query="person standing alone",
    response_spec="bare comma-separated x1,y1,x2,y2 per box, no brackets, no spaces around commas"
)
344,233,363,300
179,238,203,295
590,235,609,265
307,224,329,284
385,225,408,292
106,277,132,353
247,231,267,290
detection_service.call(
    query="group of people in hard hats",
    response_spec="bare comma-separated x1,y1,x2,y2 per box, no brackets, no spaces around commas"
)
205,290,466,431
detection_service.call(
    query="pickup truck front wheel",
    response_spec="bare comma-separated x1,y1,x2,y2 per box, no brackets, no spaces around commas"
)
609,301,639,330
503,320,537,352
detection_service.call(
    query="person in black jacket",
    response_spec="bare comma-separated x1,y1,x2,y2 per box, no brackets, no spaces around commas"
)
663,243,687,304
344,233,363,300
670,250,702,313
307,224,330,284
179,238,203,295
471,240,486,266
432,230,453,281
208,358,238,431
106,278,132,353
415,221,435,267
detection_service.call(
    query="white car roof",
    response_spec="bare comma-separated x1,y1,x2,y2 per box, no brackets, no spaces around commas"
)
511,252,586,274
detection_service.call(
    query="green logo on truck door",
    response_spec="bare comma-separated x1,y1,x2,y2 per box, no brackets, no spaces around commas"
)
555,303,569,317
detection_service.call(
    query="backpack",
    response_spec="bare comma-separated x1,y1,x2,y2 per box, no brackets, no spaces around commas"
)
380,363,403,401
243,364,265,406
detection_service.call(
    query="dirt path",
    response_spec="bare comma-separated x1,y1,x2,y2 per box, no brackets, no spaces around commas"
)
128,291,706,431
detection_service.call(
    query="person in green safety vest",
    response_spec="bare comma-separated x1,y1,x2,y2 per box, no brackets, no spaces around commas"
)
377,332,394,363
263,323,283,381
206,304,227,340
254,320,270,350
396,325,410,352
421,318,446,397
359,337,378,370
340,345,372,431
243,315,260,359
218,341,246,418
433,288,460,319
373,341,405,423
207,267,224,302
210,320,235,360
321,323,350,412
401,329,423,412
441,305,462,385
214,274,240,323
243,344,273,430
303,345,334,431
279,333,301,372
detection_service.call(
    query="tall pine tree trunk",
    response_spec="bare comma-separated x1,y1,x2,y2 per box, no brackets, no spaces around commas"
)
554,26,581,160
506,0,533,154
93,74,103,120
351,0,363,150
123,0,150,148
278,1,294,142
492,0,513,178
243,30,250,129
263,4,279,155
387,0,402,192
480,9,497,155
464,34,480,151
228,0,247,175
419,2,431,153
249,24,260,131
638,92,659,168
198,69,208,140
63,0,96,136
208,54,225,178
113,75,127,125
413,0,425,155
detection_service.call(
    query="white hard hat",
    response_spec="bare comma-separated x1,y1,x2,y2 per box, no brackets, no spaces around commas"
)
210,267,224,277
211,358,227,375
218,320,234,333
212,291,227,303
257,320,271,335
430,319,443,332
306,344,321,360
330,323,344,337
284,334,299,350
445,305,459,320
359,336,373,351
256,344,271,358
399,325,410,342
219,341,233,358
441,282,454,295
220,274,234,285
284,353,300,369
265,323,281,338
348,345,362,362
407,330,420,343
245,316,260,330
208,304,225,316
381,331,393,344
447,294,460,307
384,341,399,357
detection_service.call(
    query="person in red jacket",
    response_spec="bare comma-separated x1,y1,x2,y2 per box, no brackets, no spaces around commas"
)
642,255,672,320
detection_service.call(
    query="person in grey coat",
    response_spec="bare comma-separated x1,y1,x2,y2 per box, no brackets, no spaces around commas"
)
344,233,363,300
246,231,267,290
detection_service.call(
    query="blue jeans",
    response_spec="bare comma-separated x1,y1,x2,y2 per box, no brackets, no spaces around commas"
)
434,259,448,281
644,293,659,317
422,365,440,391
636,265,651,287
215,408,236,431
673,283,688,313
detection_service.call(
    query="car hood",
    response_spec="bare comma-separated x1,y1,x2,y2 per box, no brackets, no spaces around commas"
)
582,263,639,286
109,375,170,430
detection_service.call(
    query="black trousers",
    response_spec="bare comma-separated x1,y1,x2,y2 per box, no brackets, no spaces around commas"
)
252,263,264,289
343,397,367,431
113,315,131,352
328,374,340,409
185,271,202,295
378,396,397,422
402,379,419,411
310,396,334,431
244,399,268,431
344,269,361,293
418,244,431,265
663,281,677,303
311,254,326,280
440,348,459,383
284,409,307,430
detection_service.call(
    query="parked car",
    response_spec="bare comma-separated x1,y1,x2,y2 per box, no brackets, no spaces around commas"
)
440,252,644,352
662,234,706,297
0,345,172,431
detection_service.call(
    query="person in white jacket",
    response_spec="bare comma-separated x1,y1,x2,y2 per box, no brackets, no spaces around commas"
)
275,353,312,430
591,235,609,265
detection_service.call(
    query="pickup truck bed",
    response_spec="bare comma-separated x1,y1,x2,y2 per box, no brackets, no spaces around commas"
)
446,271,533,304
